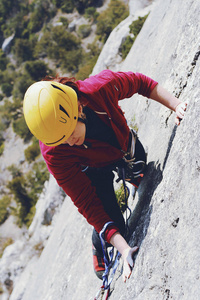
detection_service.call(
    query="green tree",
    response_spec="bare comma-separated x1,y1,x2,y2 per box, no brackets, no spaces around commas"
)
78,24,91,39
25,141,41,163
1,82,12,97
0,195,11,224
28,0,56,33
14,38,35,64
24,60,50,81
84,7,99,22
7,176,33,224
0,50,9,71
12,74,33,100
96,0,129,42
12,116,32,141
120,14,149,59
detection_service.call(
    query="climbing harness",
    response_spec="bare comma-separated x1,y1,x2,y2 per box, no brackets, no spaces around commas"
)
116,129,146,184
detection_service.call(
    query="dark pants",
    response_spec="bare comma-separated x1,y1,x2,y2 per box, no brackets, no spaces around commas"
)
85,167,125,256
85,137,146,256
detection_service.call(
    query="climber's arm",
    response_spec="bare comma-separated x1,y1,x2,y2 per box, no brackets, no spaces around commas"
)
149,84,188,125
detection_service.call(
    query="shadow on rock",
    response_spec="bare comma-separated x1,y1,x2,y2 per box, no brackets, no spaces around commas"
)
127,161,163,246
128,125,178,247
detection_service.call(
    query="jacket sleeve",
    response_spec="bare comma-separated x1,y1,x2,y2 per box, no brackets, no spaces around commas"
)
80,70,158,103
44,155,119,242
102,70,158,101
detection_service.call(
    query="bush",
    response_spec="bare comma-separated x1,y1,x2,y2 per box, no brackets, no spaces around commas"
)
76,40,101,80
115,184,127,213
0,132,4,156
59,16,69,27
0,50,9,71
24,141,41,163
26,161,49,202
13,38,35,64
0,195,11,224
7,161,49,227
7,176,33,225
78,24,91,39
35,25,82,72
129,14,149,36
24,60,50,81
74,0,104,14
60,49,83,73
0,97,22,124
84,7,99,22
0,238,13,258
0,143,4,156
7,165,22,178
1,82,12,97
28,0,57,33
52,0,74,13
60,0,74,13
120,14,149,59
12,116,32,141
12,74,33,100
96,0,129,43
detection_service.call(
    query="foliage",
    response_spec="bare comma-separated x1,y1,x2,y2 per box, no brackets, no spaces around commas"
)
12,116,32,142
59,16,69,27
7,165,22,178
0,132,4,156
0,68,15,98
76,40,102,80
78,24,91,39
1,82,12,97
7,176,33,225
84,7,99,22
120,14,149,59
27,0,57,34
12,74,33,100
115,184,127,213
129,14,149,36
24,139,41,163
0,98,21,126
0,0,22,32
0,50,9,71
96,0,129,43
26,161,49,202
0,195,11,224
54,0,74,13
35,25,82,72
13,38,35,64
0,237,13,258
24,60,51,81
0,143,4,156
7,161,49,227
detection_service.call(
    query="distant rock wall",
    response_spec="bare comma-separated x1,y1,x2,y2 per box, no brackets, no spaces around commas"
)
6,0,200,299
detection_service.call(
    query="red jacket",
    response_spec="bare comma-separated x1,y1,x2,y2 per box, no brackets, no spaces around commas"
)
40,70,158,242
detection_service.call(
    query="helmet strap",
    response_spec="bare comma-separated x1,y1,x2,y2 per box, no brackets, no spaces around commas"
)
78,116,87,125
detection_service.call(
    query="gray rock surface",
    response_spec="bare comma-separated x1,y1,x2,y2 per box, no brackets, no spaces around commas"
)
3,0,200,299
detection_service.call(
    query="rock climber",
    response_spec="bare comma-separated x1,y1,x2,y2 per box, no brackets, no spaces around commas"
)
23,70,187,282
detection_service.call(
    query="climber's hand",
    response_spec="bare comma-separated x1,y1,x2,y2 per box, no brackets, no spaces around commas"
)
175,101,188,125
122,246,139,282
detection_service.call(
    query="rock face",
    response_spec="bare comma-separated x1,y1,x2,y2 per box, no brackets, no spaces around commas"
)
2,0,200,299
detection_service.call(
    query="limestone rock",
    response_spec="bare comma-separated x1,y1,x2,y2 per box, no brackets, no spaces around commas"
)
2,0,200,299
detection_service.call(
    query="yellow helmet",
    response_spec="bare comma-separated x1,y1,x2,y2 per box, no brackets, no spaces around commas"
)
23,81,78,146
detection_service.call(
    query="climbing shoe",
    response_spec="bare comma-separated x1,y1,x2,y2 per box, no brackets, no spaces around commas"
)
92,244,105,280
